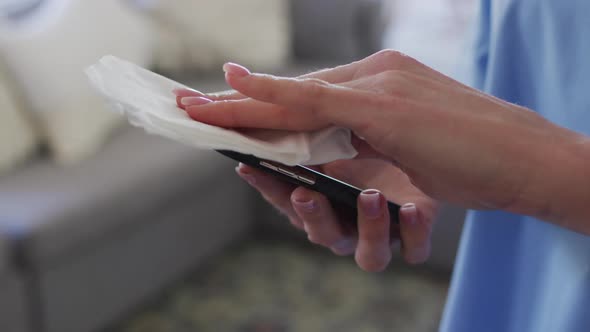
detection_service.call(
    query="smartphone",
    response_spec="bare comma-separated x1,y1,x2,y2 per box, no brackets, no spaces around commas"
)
217,150,400,224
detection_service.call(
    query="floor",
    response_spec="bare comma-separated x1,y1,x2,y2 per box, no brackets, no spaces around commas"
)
114,239,449,332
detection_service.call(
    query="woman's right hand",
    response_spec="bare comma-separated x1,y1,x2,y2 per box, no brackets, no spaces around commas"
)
178,50,590,234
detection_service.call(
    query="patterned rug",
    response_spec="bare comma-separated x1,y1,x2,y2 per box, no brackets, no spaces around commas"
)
115,240,449,332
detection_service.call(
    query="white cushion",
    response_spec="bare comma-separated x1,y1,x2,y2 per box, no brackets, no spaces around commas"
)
0,0,153,164
146,0,290,72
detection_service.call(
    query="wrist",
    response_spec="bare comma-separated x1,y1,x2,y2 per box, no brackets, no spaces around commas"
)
515,129,590,233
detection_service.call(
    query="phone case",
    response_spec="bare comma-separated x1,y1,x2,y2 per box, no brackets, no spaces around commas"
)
218,150,400,224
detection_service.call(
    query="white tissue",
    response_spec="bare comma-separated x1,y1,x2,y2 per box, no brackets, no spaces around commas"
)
85,56,357,165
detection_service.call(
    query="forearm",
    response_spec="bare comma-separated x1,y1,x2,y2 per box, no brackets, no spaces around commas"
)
514,128,590,234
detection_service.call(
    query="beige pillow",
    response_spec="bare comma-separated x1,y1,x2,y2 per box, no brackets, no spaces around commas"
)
147,0,291,73
0,0,153,164
0,64,37,175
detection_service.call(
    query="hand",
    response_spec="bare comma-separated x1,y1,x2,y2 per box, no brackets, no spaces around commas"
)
175,50,590,234
235,158,439,271
175,53,445,271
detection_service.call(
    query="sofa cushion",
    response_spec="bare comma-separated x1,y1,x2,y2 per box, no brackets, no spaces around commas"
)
39,174,252,332
0,126,238,265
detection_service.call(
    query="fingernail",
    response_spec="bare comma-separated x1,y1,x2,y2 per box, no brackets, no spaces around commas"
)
360,189,382,219
331,238,356,254
180,96,212,107
172,88,204,96
223,62,251,77
235,163,256,186
293,198,317,213
401,203,417,225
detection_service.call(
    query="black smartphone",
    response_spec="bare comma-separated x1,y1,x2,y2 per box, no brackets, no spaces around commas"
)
217,150,400,224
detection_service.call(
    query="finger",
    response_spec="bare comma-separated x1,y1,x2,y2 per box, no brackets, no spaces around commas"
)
173,88,205,109
399,203,433,264
355,189,392,272
173,52,385,106
185,98,318,130
220,49,424,92
180,77,378,131
290,187,356,256
221,63,391,131
235,163,303,230
295,49,424,84
177,67,350,107
175,66,349,106
206,51,405,101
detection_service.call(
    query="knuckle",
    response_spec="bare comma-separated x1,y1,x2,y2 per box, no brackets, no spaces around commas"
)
249,74,279,101
360,221,389,243
374,49,403,63
304,77,328,86
381,70,412,97
374,50,412,67
382,69,406,83
301,78,328,99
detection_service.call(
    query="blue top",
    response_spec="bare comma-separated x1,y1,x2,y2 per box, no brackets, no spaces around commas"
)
440,1,590,332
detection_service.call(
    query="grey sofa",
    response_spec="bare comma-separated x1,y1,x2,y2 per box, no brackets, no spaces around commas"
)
0,121,255,332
